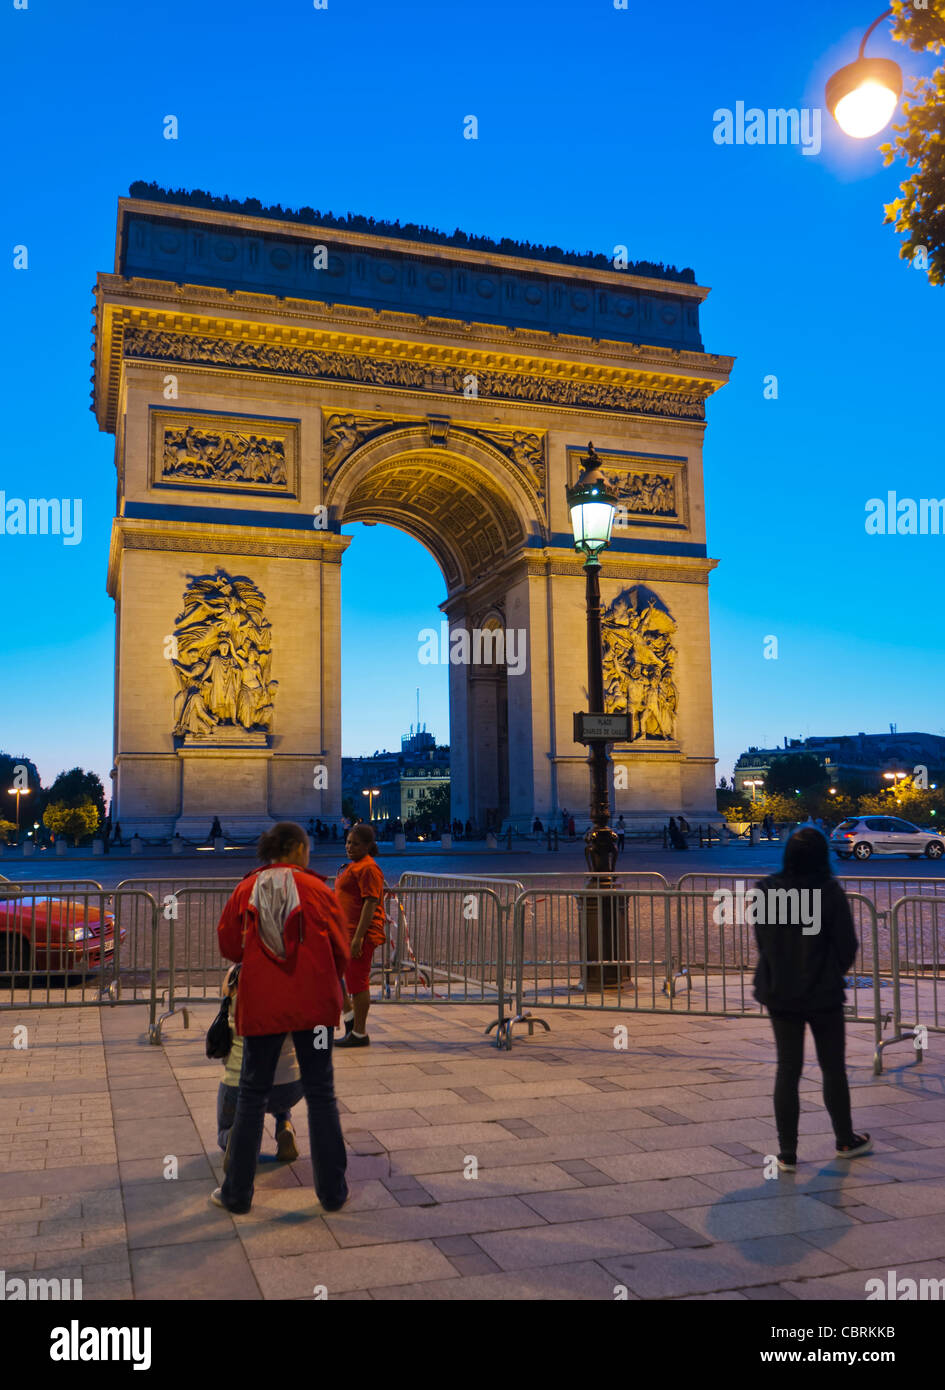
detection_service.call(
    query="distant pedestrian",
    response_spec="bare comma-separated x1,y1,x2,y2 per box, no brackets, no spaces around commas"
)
533,816,543,835
561,808,569,832
753,829,872,1172
668,817,687,851
568,816,575,838
616,814,626,852
113,821,122,846
334,824,387,1049
210,816,223,841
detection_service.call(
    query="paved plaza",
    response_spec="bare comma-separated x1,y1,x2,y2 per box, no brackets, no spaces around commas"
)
2,996,944,1301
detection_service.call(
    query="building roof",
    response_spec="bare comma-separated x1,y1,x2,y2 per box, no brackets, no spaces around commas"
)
126,181,696,284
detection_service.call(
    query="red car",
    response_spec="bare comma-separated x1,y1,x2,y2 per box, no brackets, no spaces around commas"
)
0,877,123,975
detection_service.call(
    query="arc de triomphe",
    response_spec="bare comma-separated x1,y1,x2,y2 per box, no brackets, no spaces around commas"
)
92,187,732,837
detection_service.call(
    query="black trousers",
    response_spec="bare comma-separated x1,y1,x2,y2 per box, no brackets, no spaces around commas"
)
767,1008,856,1155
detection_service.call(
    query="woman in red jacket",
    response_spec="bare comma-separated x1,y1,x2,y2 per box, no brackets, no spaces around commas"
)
212,821,351,1215
333,823,387,1048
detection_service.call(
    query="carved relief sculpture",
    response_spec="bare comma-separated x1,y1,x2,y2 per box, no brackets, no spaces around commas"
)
603,469,677,517
601,586,678,741
322,413,397,480
171,569,277,740
162,426,287,486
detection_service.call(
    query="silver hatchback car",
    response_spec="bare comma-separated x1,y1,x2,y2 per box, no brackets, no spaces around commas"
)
830,816,945,862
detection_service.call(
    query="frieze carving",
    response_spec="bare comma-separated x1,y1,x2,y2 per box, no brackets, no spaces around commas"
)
605,469,676,517
601,585,678,742
151,409,298,495
124,327,706,422
163,426,287,486
171,569,277,742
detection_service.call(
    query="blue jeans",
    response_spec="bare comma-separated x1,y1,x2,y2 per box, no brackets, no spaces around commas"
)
220,1031,348,1212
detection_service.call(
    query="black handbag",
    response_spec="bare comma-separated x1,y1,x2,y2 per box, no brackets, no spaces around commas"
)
206,964,241,1059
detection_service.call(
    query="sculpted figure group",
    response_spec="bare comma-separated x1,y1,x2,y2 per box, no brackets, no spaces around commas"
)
172,570,277,738
602,587,678,741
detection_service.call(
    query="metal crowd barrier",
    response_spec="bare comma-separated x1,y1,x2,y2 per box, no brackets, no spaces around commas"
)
0,873,934,1070
376,885,511,1039
147,882,239,1043
874,895,945,1074
500,886,888,1052
0,884,159,1032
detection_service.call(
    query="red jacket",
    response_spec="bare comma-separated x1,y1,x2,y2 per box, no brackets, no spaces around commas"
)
217,863,350,1036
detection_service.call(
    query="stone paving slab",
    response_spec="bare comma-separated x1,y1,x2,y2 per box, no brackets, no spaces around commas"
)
2,1000,944,1299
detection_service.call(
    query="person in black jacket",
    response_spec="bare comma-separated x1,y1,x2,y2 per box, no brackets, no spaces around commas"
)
753,829,871,1172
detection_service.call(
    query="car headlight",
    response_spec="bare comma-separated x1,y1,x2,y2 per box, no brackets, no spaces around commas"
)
67,926,90,942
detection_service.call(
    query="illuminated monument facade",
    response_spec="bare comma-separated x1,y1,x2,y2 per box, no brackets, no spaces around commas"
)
92,186,733,836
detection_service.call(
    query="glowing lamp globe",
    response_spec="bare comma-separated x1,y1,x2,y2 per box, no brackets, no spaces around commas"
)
826,57,902,138
566,444,618,559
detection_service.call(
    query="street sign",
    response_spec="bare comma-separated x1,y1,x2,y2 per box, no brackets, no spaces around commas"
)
573,712,632,743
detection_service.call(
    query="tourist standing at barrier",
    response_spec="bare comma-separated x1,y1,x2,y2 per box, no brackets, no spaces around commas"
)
616,814,626,852
216,965,303,1168
753,828,872,1172
211,820,350,1216
333,823,388,1049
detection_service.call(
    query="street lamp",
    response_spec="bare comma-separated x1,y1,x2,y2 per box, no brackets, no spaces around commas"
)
7,786,30,841
745,779,764,804
362,788,380,821
826,8,902,139
566,442,619,873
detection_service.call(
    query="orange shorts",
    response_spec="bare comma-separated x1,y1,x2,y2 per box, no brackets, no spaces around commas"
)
344,942,376,996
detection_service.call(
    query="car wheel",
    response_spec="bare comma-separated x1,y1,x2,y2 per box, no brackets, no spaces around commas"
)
853,842,873,861
0,934,32,975
926,842,944,861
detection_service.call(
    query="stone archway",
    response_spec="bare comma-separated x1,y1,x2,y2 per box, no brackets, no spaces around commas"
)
94,188,731,835
327,433,544,829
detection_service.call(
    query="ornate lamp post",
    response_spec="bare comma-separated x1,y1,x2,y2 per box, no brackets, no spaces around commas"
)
826,8,902,139
566,443,621,873
362,788,380,821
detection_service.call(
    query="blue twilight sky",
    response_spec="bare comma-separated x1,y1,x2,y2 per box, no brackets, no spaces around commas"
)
1,0,942,800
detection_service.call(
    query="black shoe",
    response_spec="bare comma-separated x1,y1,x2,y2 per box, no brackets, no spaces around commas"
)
320,1193,349,1213
836,1133,872,1159
335,1032,369,1048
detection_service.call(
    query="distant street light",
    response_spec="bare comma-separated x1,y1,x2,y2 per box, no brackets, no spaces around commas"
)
362,788,380,820
826,8,902,139
7,786,30,840
745,778,764,804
